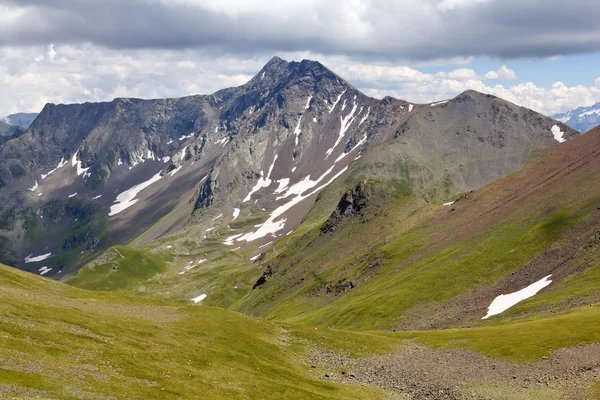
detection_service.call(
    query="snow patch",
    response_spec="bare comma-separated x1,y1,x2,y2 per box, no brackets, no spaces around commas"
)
325,102,361,158
305,95,312,110
294,117,302,146
443,201,455,206
162,156,171,163
41,157,67,180
430,100,448,107
224,233,243,246
408,104,414,112
72,151,90,178
108,172,162,216
328,90,347,114
551,125,566,143
92,195,102,200
191,294,207,303
68,193,77,198
232,208,240,221
28,181,39,192
483,275,552,319
243,155,278,202
25,252,52,263
274,178,290,194
237,165,349,243
38,266,52,276
250,254,262,261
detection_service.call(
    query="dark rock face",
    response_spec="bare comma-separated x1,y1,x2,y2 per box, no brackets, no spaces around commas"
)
253,264,274,289
0,57,579,277
321,181,372,234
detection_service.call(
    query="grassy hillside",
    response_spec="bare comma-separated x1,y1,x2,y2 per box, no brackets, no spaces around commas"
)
0,264,397,399
3,263,600,398
233,126,600,331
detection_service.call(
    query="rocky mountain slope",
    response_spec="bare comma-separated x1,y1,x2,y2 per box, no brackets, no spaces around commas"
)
0,57,575,280
553,101,600,133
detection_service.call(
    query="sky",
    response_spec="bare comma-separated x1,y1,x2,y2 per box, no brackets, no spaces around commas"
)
1,0,600,117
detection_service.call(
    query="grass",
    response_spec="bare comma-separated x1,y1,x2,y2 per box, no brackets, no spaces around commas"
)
0,264,392,400
3,263,600,398
258,205,584,331
392,303,600,363
67,246,167,291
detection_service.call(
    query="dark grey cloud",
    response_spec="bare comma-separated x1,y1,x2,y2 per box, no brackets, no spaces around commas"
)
1,0,600,60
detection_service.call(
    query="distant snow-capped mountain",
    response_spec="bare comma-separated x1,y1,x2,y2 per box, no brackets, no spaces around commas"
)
553,102,600,133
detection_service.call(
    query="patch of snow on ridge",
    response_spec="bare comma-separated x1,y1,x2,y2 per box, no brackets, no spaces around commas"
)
443,201,455,206
482,275,552,319
325,102,361,158
191,294,207,303
213,213,223,220
250,254,261,261
431,100,448,107
328,90,347,114
72,151,90,178
108,172,162,216
408,104,414,112
162,156,171,163
29,181,39,192
232,208,240,221
294,117,302,146
358,107,370,126
243,155,278,203
41,157,67,180
92,195,102,200
25,252,52,263
68,193,77,198
551,125,566,143
579,108,600,118
39,266,52,275
305,95,312,109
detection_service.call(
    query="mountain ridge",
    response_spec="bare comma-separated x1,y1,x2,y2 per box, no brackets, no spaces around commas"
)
0,57,576,280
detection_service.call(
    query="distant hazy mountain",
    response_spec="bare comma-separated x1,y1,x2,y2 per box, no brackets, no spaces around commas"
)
4,112,38,129
552,101,600,133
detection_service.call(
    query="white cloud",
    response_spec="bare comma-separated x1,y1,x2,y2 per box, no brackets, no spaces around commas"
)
0,45,597,118
437,0,494,11
47,44,57,60
484,65,517,80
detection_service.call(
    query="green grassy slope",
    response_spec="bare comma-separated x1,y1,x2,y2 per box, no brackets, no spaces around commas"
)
0,264,394,400
3,264,600,398
235,126,600,330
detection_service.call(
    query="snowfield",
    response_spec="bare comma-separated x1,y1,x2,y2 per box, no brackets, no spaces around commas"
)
108,172,162,216
551,125,566,143
25,252,52,263
191,294,207,303
482,275,552,319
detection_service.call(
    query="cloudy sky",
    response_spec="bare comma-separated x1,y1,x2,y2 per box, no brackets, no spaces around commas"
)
1,0,600,117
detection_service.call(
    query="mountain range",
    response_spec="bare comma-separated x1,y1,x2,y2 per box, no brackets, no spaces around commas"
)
2,57,600,399
553,101,600,133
